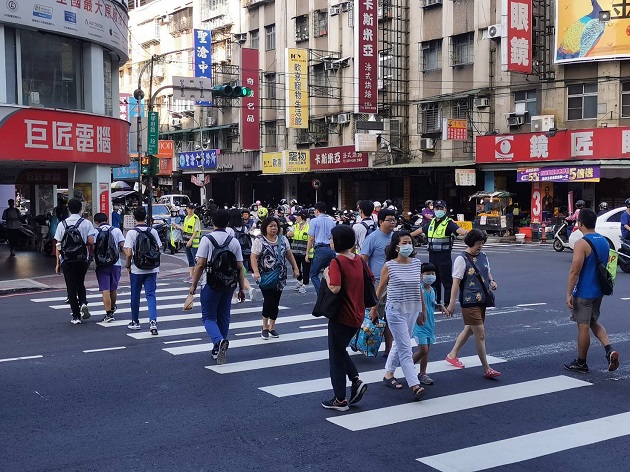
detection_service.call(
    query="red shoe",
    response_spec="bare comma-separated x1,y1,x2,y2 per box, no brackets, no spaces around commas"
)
445,356,465,368
484,368,501,379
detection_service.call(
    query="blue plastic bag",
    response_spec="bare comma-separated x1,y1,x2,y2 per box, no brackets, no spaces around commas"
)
349,309,386,357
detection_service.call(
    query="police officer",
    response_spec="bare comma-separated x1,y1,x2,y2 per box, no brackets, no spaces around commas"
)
175,203,201,283
411,200,467,307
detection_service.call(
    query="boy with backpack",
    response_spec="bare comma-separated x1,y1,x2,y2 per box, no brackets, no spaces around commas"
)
93,213,125,323
124,207,162,335
352,200,375,252
54,198,95,325
190,209,246,365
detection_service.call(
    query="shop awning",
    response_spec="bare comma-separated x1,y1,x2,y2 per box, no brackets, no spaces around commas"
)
159,124,234,136
415,88,487,104
468,191,513,201
111,190,137,199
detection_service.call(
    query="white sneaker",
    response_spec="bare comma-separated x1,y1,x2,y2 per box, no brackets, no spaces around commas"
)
249,288,256,302
80,304,91,320
231,297,239,305
293,282,302,291
298,286,307,294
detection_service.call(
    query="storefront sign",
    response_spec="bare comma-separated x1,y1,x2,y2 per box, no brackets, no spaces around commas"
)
113,161,139,180
0,106,129,165
476,127,630,163
355,133,378,152
286,48,308,129
354,0,378,113
0,0,129,62
99,183,109,217
284,150,310,173
262,152,284,174
0,169,68,186
310,145,369,171
177,150,218,171
191,174,211,187
158,158,172,176
157,140,174,158
443,119,468,141
194,29,212,106
119,93,131,122
517,165,600,183
502,0,532,73
531,181,543,224
241,48,260,150
455,169,476,186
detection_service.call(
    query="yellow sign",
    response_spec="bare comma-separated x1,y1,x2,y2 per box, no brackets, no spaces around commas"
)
286,48,309,129
262,152,284,174
455,221,473,231
556,0,630,63
284,150,310,173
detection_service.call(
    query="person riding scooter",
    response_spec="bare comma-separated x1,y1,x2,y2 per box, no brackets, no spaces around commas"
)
565,200,585,238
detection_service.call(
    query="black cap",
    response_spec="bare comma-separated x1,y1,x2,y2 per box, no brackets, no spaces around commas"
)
187,202,196,209
434,200,447,208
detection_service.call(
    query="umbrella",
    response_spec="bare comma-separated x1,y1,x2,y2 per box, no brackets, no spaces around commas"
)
111,181,132,191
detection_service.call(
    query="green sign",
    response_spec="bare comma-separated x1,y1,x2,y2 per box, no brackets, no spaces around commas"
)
147,111,159,155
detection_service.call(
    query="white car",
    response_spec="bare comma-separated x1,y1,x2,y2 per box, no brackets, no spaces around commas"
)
157,194,191,208
568,207,625,250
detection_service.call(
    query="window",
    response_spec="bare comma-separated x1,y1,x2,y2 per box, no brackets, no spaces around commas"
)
514,90,537,123
420,39,442,72
419,102,442,133
567,83,597,120
378,52,393,89
450,32,474,66
314,10,328,37
265,24,276,51
265,73,277,100
606,210,623,223
295,16,309,42
451,99,470,120
265,122,277,148
250,29,259,50
621,82,630,118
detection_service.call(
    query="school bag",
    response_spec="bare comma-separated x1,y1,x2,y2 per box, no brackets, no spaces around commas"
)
361,219,376,237
206,234,239,289
234,226,252,256
132,227,161,270
60,218,88,264
94,226,119,267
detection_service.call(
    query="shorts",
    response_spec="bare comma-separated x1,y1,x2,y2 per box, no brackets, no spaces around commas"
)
96,265,122,291
462,305,486,326
571,297,602,324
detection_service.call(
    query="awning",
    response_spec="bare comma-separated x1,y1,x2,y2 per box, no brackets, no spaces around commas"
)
159,124,234,137
416,88,487,105
111,190,138,199
468,191,513,201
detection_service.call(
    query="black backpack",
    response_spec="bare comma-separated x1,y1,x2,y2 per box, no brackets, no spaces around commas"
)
94,225,120,267
60,218,88,264
234,226,252,256
132,227,161,270
361,219,376,237
583,238,614,296
206,234,239,289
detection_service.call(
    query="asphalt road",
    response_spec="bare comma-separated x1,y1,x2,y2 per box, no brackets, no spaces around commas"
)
2,241,630,472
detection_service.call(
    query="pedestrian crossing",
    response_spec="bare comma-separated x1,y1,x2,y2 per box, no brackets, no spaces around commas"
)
28,279,630,470
449,240,555,254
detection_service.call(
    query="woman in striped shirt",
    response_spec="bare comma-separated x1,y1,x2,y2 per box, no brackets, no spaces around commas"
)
370,230,426,401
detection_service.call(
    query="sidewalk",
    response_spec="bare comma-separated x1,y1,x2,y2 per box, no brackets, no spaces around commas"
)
0,249,189,295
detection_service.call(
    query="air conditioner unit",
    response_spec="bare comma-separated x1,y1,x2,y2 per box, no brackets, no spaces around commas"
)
341,2,350,12
422,0,443,7
171,118,182,128
326,115,338,123
474,97,490,109
419,138,435,150
324,61,340,71
337,113,351,124
487,24,502,39
531,115,555,132
330,5,340,16
507,115,524,127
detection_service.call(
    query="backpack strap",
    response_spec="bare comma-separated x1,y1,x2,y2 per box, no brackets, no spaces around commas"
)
583,237,603,265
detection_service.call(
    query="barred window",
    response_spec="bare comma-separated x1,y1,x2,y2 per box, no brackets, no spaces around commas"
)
265,73,277,100
265,122,277,148
314,10,328,37
514,90,537,123
450,32,474,66
451,99,470,120
295,16,309,42
420,39,442,72
418,102,442,134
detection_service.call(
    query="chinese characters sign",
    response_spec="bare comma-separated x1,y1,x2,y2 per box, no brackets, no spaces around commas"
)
262,152,283,174
147,112,159,155
517,165,600,183
455,169,476,186
194,29,212,106
284,150,310,173
443,119,468,141
310,145,369,171
286,48,309,129
501,0,532,74
113,162,138,180
241,48,260,150
354,0,378,113
177,150,218,171
157,140,174,176
476,127,630,163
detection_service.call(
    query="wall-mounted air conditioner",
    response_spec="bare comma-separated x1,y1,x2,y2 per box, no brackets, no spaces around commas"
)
326,115,338,123
171,118,182,128
341,2,350,12
474,97,490,109
531,115,555,132
419,138,435,150
324,61,340,71
330,6,340,16
337,113,351,124
507,115,524,127
422,0,443,7
487,24,502,39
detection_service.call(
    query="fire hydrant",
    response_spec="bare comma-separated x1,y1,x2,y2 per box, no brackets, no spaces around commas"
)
541,222,547,243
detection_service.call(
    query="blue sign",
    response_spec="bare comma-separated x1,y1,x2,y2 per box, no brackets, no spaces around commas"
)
64,11,77,24
194,29,212,106
113,161,139,180
177,150,218,171
128,97,145,118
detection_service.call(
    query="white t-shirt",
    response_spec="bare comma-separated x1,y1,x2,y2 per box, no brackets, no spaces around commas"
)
93,224,126,267
352,218,375,250
224,227,235,237
54,214,95,244
123,226,162,274
197,230,243,262
452,253,492,280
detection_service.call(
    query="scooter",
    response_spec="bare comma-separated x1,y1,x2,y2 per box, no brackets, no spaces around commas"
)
552,219,572,252
619,238,630,273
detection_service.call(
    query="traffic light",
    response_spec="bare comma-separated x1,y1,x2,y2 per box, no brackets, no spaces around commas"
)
141,156,150,175
140,155,159,176
211,85,253,98
150,155,159,175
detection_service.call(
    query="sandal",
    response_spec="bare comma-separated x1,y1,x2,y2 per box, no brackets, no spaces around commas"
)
445,356,465,368
383,377,403,390
412,386,425,401
484,368,501,379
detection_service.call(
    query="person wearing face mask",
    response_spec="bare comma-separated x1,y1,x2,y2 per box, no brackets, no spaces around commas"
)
411,200,467,309
421,200,434,225
370,231,427,402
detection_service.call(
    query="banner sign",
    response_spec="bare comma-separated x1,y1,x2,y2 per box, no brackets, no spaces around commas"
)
262,152,284,174
177,150,218,171
99,183,110,217
517,165,600,183
310,145,369,171
354,0,378,113
501,0,532,73
476,127,630,163
194,29,212,106
0,169,68,186
158,158,172,176
119,93,131,122
284,150,310,173
531,181,543,224
157,140,174,158
286,48,308,129
241,48,260,150
443,119,468,141
113,161,139,180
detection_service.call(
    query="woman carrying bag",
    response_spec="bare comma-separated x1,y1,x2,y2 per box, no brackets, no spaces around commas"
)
320,225,372,411
251,217,300,340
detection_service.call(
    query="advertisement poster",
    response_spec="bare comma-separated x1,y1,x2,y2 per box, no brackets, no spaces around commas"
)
517,165,600,183
501,0,532,73
99,183,109,217
241,48,260,149
354,0,378,113
443,119,468,141
531,181,542,224
284,150,310,173
286,48,309,129
262,152,284,174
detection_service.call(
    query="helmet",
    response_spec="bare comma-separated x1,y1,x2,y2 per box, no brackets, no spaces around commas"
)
280,198,288,205
625,198,630,207
257,207,268,218
373,201,382,208
277,206,285,214
599,202,608,211
208,198,214,204
425,200,433,207
575,200,585,209
170,205,180,215
384,199,393,208
290,199,298,206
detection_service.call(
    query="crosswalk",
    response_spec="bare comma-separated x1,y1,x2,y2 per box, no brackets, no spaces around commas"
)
449,240,556,254
29,279,630,470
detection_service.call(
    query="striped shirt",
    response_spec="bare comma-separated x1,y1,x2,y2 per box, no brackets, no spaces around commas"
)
385,258,423,312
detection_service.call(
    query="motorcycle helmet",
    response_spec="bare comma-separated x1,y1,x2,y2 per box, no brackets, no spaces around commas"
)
277,206,285,214
280,198,288,205
208,198,215,204
384,199,393,208
373,201,382,209
599,202,608,211
170,205,180,216
290,199,298,206
257,207,268,218
575,200,585,209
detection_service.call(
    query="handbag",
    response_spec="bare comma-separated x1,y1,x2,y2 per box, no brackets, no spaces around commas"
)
312,258,342,320
463,253,496,308
361,258,378,308
583,238,614,296
349,309,386,357
257,236,283,290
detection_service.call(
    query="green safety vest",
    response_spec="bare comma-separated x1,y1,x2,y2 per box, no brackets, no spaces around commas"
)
182,214,201,248
427,217,452,252
292,222,314,257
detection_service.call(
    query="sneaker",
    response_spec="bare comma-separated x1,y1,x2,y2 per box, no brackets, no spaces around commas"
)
564,359,589,373
149,320,158,335
216,339,229,365
231,297,239,305
321,397,349,411
64,297,70,304
349,380,367,405
293,283,302,291
211,348,219,360
127,321,141,330
249,288,256,302
261,329,270,340
298,286,307,294
71,318,81,325
607,351,620,372
111,304,118,314
80,304,91,320
269,329,280,338
102,314,115,323
418,374,434,385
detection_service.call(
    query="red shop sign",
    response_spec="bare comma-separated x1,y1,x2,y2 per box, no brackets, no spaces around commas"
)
310,145,369,170
503,0,532,74
241,48,260,150
354,0,378,114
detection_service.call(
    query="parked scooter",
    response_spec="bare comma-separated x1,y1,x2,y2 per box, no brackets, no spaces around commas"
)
552,219,572,252
619,239,630,273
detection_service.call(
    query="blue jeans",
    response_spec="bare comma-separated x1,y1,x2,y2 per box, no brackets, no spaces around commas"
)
201,284,235,344
310,246,336,294
185,246,198,267
130,272,158,323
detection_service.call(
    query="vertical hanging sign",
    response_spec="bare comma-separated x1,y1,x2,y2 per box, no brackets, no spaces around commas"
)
241,48,260,150
355,0,378,113
286,48,309,129
501,0,532,74
194,28,212,105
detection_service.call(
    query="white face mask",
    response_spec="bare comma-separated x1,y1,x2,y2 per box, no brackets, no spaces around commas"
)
434,210,446,218
423,274,437,285
398,244,413,257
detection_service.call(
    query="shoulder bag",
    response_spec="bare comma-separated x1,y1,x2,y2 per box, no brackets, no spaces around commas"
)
312,258,343,320
463,253,496,307
583,238,614,296
361,257,378,308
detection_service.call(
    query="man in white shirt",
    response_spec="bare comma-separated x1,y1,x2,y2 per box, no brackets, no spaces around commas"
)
352,200,375,252
54,198,95,325
124,207,162,334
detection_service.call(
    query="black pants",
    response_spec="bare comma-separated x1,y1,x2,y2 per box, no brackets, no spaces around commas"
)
328,319,360,400
7,228,20,252
242,254,251,272
260,288,283,320
294,254,311,285
429,252,453,305
62,262,89,318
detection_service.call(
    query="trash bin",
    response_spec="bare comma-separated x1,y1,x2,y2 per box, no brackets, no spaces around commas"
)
518,227,532,240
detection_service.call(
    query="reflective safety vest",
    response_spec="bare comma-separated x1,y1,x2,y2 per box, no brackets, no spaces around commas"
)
427,217,452,252
292,222,313,257
182,214,201,248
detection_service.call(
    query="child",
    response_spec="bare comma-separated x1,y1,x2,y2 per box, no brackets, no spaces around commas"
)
413,263,446,385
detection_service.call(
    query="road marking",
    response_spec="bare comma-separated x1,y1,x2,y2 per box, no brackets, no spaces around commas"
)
622,298,630,300
163,338,203,345
235,330,262,337
327,376,591,431
82,346,126,353
31,286,191,303
47,293,201,310
516,303,547,307
299,323,328,329
207,349,340,374
417,411,630,471
87,283,169,291
0,355,43,363
259,355,506,397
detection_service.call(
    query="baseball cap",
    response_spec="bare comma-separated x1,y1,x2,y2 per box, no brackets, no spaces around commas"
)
433,200,447,208
186,202,196,209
